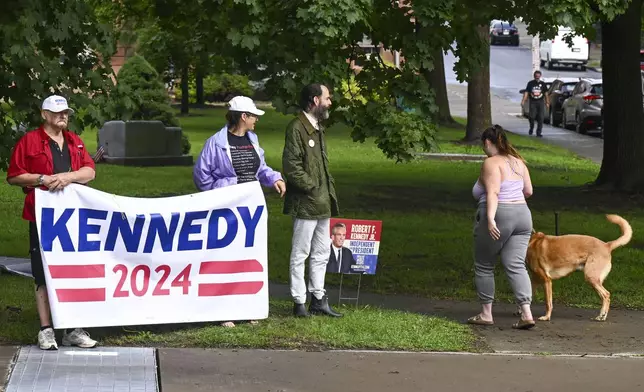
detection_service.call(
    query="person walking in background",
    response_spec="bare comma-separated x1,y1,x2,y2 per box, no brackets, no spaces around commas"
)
193,95,285,327
469,125,536,330
6,95,99,350
521,70,550,137
282,83,342,318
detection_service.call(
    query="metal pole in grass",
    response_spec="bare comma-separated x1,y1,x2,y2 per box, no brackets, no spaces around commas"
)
338,273,344,306
555,212,560,235
338,273,362,306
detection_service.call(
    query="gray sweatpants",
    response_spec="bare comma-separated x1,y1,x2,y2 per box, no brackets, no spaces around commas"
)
473,203,533,305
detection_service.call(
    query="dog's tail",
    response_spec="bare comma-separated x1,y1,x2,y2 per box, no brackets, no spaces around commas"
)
606,214,632,251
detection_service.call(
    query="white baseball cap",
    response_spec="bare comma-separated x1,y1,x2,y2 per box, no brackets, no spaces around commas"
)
228,96,265,116
41,95,75,114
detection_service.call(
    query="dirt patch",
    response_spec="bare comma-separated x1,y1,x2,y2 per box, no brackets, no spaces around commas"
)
466,302,644,355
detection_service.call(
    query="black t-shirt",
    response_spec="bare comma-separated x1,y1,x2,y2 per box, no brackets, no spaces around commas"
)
227,132,260,184
49,140,71,174
525,80,548,101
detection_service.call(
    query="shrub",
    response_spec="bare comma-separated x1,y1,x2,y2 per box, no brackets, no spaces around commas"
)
175,73,254,103
105,54,191,154
111,54,179,126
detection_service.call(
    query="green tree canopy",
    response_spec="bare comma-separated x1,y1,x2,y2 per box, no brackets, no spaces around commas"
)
0,0,116,169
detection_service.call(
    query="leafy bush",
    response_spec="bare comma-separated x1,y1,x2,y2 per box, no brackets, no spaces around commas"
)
173,78,198,103
175,73,254,103
181,134,191,155
104,54,191,154
207,73,254,101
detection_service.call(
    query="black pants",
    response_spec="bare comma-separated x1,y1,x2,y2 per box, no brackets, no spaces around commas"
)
29,222,47,287
528,100,546,136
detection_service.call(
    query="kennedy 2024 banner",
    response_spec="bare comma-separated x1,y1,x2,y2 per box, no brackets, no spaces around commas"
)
34,182,268,329
327,218,382,275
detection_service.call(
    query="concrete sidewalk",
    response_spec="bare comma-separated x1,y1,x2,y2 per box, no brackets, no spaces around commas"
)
268,283,644,356
158,348,644,392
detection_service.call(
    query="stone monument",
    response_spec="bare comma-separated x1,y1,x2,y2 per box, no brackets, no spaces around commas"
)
98,120,193,166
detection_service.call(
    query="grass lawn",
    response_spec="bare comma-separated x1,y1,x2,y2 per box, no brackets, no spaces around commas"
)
0,107,642,349
0,274,475,351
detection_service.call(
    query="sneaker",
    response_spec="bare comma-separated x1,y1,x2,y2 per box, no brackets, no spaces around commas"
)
62,328,98,348
38,328,58,350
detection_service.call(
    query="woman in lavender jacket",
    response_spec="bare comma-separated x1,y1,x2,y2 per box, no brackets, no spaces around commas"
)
193,96,286,328
193,96,286,195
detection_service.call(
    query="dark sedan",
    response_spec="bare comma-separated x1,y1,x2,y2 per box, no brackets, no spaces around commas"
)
490,21,519,46
547,78,579,127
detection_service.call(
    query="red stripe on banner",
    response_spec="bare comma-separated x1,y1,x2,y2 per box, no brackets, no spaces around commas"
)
199,260,263,274
49,265,105,279
56,288,106,302
198,281,264,297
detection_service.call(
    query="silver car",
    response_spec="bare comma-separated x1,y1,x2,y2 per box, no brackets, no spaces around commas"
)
561,78,603,134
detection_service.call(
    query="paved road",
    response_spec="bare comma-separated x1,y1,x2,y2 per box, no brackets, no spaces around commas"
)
442,40,605,163
445,83,604,164
444,42,602,102
159,349,644,392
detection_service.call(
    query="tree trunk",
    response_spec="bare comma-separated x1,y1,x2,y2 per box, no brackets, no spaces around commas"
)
180,65,190,115
422,48,459,127
595,0,644,190
195,66,204,105
464,24,492,141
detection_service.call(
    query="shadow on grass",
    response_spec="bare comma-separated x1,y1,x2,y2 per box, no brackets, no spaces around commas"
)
353,181,644,216
529,185,644,213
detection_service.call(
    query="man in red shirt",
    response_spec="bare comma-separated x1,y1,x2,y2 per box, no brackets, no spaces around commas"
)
6,95,98,350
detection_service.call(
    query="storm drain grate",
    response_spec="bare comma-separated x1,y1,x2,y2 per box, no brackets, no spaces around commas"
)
5,345,158,392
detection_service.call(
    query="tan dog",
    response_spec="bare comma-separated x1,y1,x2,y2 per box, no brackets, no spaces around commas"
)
525,214,632,322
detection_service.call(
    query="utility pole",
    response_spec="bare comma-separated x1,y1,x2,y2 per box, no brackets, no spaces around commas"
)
531,33,540,73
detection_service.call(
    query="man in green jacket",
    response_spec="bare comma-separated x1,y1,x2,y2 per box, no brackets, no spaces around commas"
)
282,83,342,318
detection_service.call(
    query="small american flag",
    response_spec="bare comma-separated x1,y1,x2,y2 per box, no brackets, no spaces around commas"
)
93,145,105,163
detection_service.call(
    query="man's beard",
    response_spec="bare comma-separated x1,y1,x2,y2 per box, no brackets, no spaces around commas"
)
313,105,329,121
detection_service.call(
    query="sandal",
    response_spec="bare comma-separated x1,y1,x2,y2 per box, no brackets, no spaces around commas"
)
467,314,494,326
512,319,536,330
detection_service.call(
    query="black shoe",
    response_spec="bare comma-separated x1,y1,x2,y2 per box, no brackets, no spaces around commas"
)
528,130,533,135
537,134,543,138
309,296,343,317
293,303,310,317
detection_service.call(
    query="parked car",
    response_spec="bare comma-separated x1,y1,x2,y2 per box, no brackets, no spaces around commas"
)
519,77,556,123
561,78,603,134
539,26,589,70
489,21,519,46
546,78,580,127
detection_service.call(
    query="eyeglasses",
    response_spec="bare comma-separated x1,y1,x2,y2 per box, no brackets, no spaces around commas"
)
48,111,70,118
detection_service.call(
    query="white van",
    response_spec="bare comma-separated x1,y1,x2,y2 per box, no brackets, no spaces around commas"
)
539,26,589,70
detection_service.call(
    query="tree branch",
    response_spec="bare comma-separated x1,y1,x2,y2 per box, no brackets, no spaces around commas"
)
586,0,601,16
